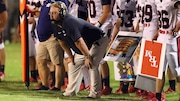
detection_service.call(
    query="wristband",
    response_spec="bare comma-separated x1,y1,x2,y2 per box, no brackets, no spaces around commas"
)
95,21,102,27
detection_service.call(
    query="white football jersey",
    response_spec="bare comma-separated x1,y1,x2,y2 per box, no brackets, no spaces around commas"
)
68,0,79,17
112,0,120,25
155,0,178,43
119,0,136,31
87,0,113,33
143,0,158,24
133,0,145,30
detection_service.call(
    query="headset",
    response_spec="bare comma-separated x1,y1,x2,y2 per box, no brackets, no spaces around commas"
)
56,1,67,19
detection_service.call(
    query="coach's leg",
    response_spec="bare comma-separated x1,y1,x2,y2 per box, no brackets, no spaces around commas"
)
63,54,84,96
88,36,109,98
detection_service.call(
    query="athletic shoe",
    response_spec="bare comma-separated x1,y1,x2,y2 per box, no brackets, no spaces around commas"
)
100,86,112,95
30,76,37,82
80,83,85,91
85,85,91,91
61,84,67,90
50,87,60,91
135,89,143,97
0,72,5,79
143,92,155,100
128,85,135,93
147,93,165,101
61,78,68,90
115,84,123,94
63,92,75,97
36,85,49,90
148,97,165,101
165,87,175,94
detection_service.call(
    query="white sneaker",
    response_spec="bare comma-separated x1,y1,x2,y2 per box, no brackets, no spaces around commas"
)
63,92,75,97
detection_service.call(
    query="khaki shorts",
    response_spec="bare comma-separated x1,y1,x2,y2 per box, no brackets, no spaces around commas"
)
37,35,64,65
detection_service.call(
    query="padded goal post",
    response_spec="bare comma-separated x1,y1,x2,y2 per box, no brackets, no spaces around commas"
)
19,0,29,88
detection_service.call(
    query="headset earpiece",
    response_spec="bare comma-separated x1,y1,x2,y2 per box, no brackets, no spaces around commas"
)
58,2,66,18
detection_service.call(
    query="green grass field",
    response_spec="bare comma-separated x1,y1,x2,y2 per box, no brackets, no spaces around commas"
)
0,43,179,101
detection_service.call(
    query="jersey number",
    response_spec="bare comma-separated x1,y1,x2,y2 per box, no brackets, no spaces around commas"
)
120,10,134,27
88,0,96,18
158,10,169,29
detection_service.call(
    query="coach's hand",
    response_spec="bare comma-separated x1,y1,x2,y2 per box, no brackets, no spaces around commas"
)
67,56,75,65
85,55,93,69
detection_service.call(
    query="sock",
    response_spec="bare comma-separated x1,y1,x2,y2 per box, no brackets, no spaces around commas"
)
31,70,36,79
102,76,110,87
156,93,161,101
35,70,39,77
122,82,129,93
64,72,68,78
50,71,55,86
169,80,176,91
0,65,4,73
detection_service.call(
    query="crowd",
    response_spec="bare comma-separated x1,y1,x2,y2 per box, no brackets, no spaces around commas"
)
1,0,180,101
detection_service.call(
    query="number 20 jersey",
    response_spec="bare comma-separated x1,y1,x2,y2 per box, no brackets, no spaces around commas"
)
87,0,113,33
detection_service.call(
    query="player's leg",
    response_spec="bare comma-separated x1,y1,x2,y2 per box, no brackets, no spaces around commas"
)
100,61,112,95
0,43,5,79
29,56,37,82
176,77,180,100
165,67,176,93
0,33,5,79
28,18,38,82
155,73,166,101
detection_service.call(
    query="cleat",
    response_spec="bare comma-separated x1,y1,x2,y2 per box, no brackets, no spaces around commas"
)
61,78,68,90
36,85,49,90
85,85,90,91
100,86,112,95
147,93,165,101
50,87,60,91
29,76,37,82
135,89,143,97
115,84,123,94
80,83,85,91
0,72,5,79
143,92,155,100
165,87,175,94
128,85,135,93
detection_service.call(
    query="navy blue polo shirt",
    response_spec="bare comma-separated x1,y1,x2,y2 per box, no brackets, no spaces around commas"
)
37,0,69,42
0,0,6,13
60,14,104,54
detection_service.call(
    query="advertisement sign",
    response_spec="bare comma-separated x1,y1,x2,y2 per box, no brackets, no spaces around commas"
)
137,39,166,79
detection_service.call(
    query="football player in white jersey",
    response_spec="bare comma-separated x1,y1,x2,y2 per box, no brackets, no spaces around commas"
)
26,0,43,82
86,0,113,95
0,0,7,79
149,0,179,100
132,0,144,33
110,0,137,94
173,2,180,101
